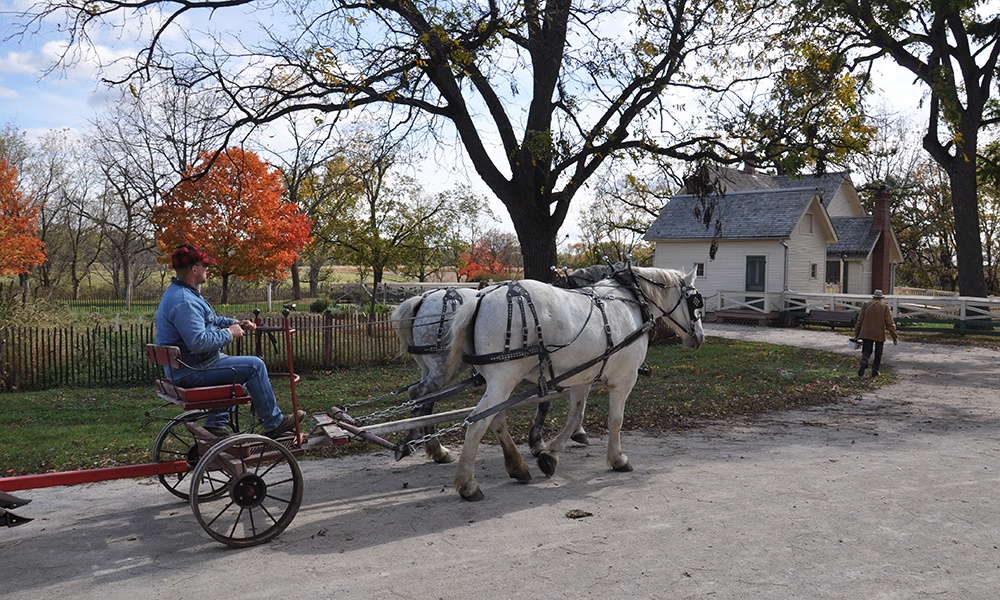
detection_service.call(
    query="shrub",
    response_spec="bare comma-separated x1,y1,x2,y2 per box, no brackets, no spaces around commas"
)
309,297,331,313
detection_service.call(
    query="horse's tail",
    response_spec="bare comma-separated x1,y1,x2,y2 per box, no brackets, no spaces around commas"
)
391,295,421,358
444,298,477,383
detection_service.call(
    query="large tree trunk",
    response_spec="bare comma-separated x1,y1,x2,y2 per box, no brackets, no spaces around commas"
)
516,227,559,283
947,160,987,297
505,196,560,282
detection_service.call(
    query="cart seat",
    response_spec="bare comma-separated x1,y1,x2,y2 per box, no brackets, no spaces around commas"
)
145,344,253,410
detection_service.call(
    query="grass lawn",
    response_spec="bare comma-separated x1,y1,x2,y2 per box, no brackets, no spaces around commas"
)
0,334,886,477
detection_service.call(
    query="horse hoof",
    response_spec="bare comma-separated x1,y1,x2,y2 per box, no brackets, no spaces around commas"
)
460,488,485,502
431,451,455,464
538,452,558,477
529,444,544,458
511,469,532,483
612,461,633,473
570,432,590,446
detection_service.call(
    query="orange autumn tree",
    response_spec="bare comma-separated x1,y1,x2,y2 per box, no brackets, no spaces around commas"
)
457,235,518,282
0,159,45,277
152,147,312,303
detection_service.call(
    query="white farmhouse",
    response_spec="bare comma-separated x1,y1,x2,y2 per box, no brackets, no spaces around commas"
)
644,166,902,323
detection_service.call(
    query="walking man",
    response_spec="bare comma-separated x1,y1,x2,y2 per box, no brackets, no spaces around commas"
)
853,289,899,377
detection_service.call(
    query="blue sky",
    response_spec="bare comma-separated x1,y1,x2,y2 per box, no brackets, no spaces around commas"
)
0,3,927,248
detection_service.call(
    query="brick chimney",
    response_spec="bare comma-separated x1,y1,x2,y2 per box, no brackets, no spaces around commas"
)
870,187,892,294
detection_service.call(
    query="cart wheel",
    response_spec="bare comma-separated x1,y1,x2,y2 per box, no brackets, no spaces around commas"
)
152,410,241,501
188,434,303,548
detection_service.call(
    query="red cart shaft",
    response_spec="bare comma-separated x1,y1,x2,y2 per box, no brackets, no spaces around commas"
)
0,460,189,492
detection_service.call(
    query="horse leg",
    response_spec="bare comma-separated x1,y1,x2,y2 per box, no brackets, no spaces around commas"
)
528,401,551,457
453,417,492,501
454,379,521,501
537,385,590,477
401,378,453,464
529,398,589,457
606,385,634,473
490,410,531,483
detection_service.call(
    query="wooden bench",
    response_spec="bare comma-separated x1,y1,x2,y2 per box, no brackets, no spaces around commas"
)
800,309,857,329
145,344,252,411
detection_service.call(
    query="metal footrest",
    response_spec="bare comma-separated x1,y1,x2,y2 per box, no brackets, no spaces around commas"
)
1,507,32,527
0,491,31,509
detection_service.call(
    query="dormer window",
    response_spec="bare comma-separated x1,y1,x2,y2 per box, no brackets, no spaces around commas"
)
802,213,814,234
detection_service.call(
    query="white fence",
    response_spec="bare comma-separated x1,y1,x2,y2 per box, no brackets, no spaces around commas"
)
708,290,1000,333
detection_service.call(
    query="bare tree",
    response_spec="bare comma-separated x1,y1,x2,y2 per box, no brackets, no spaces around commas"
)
87,80,224,305
795,0,1000,296
16,0,817,281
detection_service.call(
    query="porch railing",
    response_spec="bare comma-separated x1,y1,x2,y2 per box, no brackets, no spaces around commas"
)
710,290,1000,334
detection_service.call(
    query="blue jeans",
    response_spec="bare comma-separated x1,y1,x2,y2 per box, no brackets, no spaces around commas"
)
173,353,283,431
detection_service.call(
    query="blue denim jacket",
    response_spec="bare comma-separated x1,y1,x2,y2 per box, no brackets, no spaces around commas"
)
155,278,235,377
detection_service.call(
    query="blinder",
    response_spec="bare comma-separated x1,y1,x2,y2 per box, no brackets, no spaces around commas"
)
682,285,704,321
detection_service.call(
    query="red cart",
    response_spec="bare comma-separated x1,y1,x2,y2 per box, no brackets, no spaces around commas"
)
1,308,482,547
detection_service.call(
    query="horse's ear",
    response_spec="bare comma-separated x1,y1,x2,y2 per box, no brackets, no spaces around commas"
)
684,267,698,286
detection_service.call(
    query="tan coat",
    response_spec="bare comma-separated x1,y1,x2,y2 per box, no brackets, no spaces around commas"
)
853,299,898,343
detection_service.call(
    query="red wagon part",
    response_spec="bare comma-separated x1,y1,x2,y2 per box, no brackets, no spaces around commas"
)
0,309,312,545
2,308,488,547
0,461,190,492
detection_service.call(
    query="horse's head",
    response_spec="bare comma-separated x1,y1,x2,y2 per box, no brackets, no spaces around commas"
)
632,266,705,349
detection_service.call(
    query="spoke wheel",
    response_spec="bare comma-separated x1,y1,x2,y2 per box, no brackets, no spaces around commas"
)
151,409,250,501
188,434,303,548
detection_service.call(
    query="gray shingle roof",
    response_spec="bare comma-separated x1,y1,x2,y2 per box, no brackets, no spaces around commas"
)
706,167,849,208
828,216,879,259
644,187,821,241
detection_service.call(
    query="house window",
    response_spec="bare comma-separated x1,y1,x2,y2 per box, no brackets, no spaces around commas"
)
810,263,818,279
745,255,766,292
693,262,705,277
802,213,814,234
826,260,841,284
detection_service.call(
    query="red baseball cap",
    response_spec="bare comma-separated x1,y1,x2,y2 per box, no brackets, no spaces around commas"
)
171,244,217,268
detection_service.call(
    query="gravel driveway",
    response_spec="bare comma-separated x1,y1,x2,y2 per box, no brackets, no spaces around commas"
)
3,323,999,599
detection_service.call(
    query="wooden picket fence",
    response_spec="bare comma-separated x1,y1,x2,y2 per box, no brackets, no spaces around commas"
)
0,313,403,392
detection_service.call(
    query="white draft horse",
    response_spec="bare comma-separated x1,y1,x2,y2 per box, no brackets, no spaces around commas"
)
390,267,615,462
443,265,705,501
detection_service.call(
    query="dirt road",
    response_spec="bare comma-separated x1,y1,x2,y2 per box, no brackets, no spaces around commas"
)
3,323,1000,599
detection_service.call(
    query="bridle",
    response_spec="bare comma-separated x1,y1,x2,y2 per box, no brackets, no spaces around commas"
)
631,271,703,337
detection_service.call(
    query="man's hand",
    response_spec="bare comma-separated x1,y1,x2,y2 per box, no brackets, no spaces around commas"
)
228,323,245,339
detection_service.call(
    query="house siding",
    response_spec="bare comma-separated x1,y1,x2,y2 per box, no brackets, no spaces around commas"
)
652,239,787,306
785,215,830,293
823,174,864,218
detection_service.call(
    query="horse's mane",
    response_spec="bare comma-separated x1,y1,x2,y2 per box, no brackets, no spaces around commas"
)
629,266,684,291
552,262,630,290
